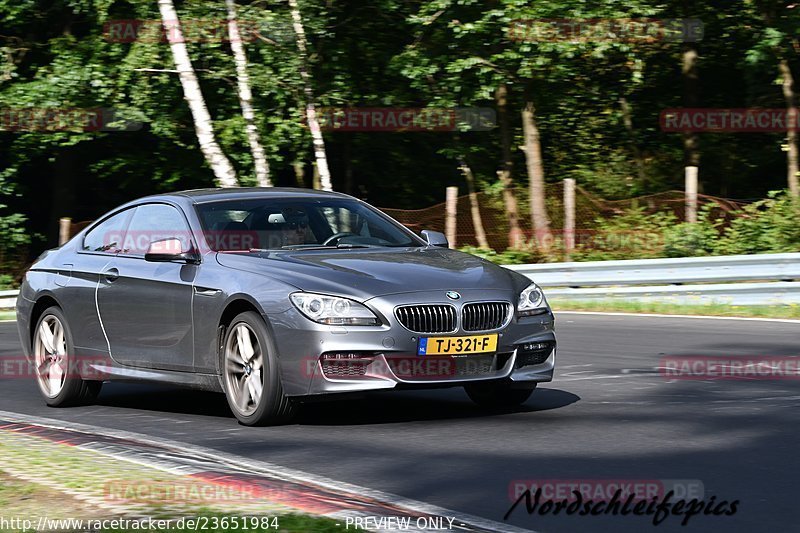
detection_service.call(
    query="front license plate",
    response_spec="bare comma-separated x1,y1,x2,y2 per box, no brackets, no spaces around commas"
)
418,334,498,356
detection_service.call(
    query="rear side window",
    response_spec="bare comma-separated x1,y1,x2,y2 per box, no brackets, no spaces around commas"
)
82,209,133,253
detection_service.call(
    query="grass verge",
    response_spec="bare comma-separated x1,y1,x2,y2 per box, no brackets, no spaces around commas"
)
550,299,800,319
0,431,346,532
0,472,344,532
0,471,105,524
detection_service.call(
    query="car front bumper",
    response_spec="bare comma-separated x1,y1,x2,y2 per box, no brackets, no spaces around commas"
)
268,288,556,397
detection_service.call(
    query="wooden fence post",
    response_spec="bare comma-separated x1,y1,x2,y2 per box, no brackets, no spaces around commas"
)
58,217,72,246
445,186,458,249
563,178,576,259
685,166,698,223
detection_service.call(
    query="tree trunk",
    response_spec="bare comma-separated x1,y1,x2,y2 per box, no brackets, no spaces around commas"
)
293,161,307,187
344,136,354,195
495,84,524,249
779,59,800,196
226,0,271,187
289,0,332,191
458,157,490,249
158,0,238,187
619,97,647,187
520,100,551,250
50,149,76,248
312,160,321,190
682,44,700,189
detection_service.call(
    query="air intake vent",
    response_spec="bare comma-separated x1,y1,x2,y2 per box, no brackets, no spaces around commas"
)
462,302,511,332
321,361,369,376
395,305,457,333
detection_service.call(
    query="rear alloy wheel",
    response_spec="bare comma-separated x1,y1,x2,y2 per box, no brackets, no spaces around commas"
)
464,381,536,408
222,311,296,426
33,306,102,406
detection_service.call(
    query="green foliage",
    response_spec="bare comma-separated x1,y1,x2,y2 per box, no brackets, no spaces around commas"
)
459,245,543,265
662,222,717,258
0,207,29,251
713,191,800,255
570,207,676,261
567,150,648,200
661,203,721,258
567,190,800,262
468,190,800,263
0,205,30,286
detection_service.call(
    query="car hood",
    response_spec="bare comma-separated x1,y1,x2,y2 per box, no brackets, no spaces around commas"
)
216,247,530,300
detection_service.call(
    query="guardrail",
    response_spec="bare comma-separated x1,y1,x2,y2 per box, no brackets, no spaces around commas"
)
2,253,799,311
0,290,17,312
507,252,800,305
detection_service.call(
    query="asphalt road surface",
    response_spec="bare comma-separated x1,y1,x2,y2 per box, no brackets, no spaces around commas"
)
2,313,799,533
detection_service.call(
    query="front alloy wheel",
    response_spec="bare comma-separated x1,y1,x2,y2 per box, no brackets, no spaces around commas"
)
224,322,264,417
221,311,296,426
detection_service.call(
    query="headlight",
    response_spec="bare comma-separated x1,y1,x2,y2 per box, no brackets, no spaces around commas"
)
290,292,380,326
518,283,548,316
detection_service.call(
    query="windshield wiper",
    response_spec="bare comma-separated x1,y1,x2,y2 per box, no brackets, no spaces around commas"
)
279,243,374,250
279,244,331,250
335,243,373,249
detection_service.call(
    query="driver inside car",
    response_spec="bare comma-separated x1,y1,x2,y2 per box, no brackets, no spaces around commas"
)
268,208,309,247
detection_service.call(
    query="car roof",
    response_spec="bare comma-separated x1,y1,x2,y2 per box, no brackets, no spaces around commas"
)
142,187,355,205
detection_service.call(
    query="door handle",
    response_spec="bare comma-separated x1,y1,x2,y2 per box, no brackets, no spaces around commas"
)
103,267,119,282
194,287,221,296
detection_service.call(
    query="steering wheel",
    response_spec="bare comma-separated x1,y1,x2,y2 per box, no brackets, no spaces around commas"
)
323,232,358,246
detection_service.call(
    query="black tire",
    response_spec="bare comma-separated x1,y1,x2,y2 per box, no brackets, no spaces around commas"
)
221,311,296,426
464,381,536,408
32,306,102,407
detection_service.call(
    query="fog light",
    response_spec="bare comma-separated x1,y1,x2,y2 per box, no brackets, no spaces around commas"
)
522,342,550,352
321,352,376,360
516,341,554,368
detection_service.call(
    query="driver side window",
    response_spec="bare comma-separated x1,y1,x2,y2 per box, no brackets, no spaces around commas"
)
119,204,192,256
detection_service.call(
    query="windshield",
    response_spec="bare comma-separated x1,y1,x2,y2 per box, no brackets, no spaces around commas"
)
195,197,424,251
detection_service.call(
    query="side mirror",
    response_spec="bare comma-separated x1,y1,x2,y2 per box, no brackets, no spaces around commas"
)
421,230,449,248
144,238,200,264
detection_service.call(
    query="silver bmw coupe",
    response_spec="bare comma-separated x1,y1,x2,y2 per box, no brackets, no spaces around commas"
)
16,188,556,425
